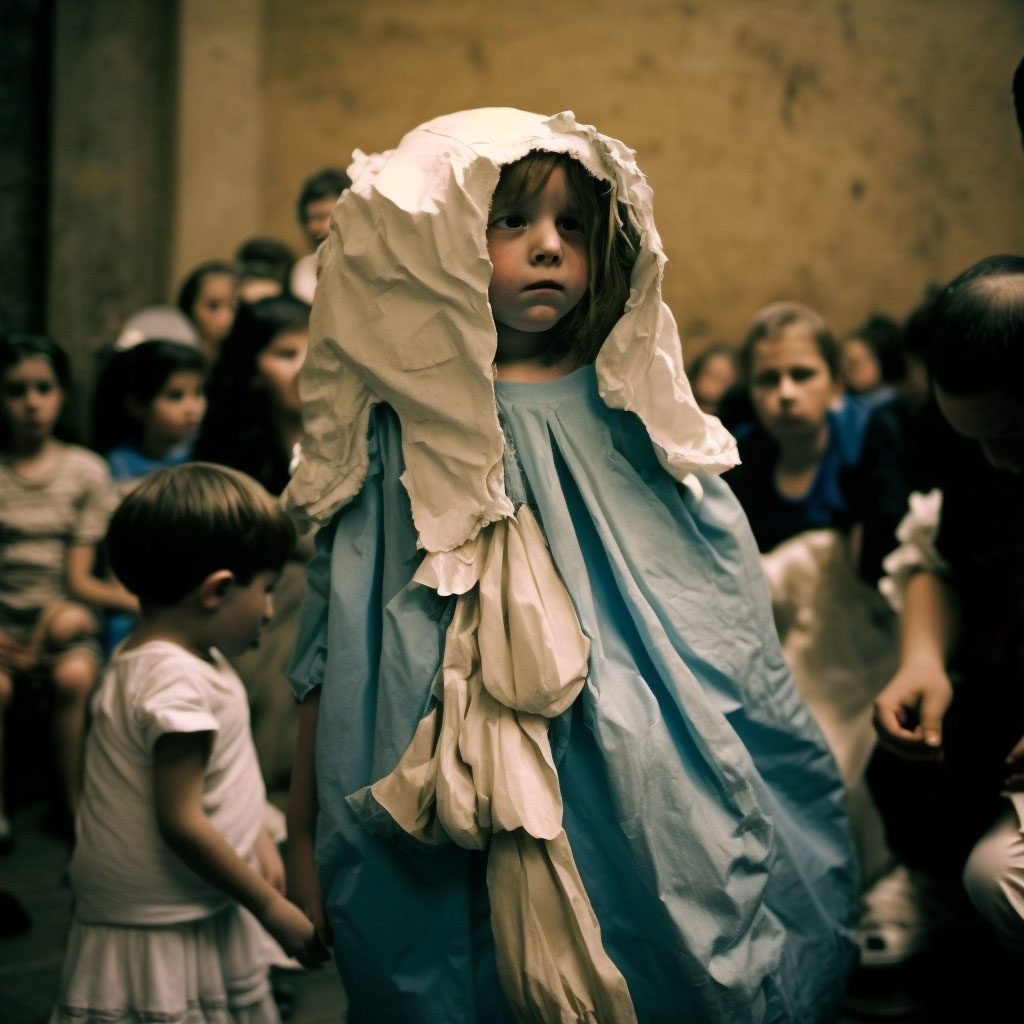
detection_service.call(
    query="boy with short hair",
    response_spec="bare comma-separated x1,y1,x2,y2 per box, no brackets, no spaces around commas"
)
53,462,325,1024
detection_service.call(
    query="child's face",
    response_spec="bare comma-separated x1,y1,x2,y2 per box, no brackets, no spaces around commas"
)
2,356,64,446
191,273,237,348
212,569,278,655
693,353,738,415
486,166,589,352
302,197,336,249
256,327,308,416
840,337,882,394
935,384,1024,475
142,370,206,453
748,327,839,445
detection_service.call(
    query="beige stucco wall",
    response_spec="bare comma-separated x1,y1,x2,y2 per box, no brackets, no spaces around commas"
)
230,0,1024,360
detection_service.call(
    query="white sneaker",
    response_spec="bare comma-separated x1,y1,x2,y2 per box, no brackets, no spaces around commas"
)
856,864,930,967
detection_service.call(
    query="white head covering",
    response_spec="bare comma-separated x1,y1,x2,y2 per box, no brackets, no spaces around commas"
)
113,305,201,352
285,108,737,551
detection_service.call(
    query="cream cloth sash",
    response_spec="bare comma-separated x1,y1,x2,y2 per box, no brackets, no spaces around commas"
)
369,506,637,1023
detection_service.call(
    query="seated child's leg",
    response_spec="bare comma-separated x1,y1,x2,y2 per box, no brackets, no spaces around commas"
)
0,667,11,847
42,603,102,821
962,808,1024,952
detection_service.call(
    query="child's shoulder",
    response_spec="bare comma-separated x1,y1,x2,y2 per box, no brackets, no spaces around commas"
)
99,640,230,738
113,640,238,689
56,441,115,482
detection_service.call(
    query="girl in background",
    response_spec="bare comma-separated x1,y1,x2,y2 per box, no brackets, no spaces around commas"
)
284,108,857,1023
195,295,309,497
725,303,858,554
0,334,137,846
176,260,238,363
91,338,207,651
92,339,207,488
195,295,311,793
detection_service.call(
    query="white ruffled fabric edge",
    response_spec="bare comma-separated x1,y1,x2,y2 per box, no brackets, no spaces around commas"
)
878,489,947,614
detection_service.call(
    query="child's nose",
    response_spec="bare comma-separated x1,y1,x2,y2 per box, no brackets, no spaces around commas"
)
264,594,275,620
530,221,562,264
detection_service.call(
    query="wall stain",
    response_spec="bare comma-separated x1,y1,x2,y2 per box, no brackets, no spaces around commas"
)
336,86,358,113
782,63,829,127
464,37,487,73
735,28,830,129
850,178,866,199
836,1,857,48
682,316,710,338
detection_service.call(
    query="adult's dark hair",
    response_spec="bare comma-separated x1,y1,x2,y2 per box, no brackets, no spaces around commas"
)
234,237,296,287
738,302,839,382
0,332,78,445
107,462,294,607
926,254,1024,398
901,284,942,360
845,313,905,384
91,339,206,453
193,294,310,494
297,166,351,222
176,260,237,320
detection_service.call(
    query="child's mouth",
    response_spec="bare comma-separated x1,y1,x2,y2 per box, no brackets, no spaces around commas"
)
523,281,563,291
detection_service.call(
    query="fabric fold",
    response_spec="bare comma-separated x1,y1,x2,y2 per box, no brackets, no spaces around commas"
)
365,506,635,1023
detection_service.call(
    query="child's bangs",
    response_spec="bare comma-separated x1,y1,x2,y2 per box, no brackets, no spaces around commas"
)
492,152,602,224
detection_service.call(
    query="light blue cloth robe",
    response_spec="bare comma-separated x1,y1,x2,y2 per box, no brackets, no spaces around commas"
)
289,365,858,1024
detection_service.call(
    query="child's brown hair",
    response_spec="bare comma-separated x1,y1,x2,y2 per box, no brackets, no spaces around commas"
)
107,462,295,607
739,302,839,383
489,152,640,366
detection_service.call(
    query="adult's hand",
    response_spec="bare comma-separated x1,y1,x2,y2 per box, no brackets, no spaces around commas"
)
873,661,953,761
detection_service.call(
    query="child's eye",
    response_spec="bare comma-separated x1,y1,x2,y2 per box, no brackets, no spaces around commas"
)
789,367,819,382
753,372,780,389
490,213,526,229
559,216,584,233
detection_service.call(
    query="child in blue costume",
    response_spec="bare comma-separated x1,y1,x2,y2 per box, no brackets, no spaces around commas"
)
284,109,857,1023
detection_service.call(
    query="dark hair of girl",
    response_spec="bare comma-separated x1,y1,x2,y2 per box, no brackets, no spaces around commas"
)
176,260,237,320
91,339,206,453
193,294,311,495
489,152,640,366
845,314,905,384
0,332,78,447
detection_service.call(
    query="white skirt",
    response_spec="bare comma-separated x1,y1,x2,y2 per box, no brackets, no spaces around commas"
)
50,904,280,1024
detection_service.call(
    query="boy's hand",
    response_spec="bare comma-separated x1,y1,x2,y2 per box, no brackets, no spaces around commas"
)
873,662,953,760
287,843,334,950
261,892,330,969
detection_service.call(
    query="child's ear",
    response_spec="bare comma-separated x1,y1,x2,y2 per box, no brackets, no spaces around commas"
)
197,570,235,610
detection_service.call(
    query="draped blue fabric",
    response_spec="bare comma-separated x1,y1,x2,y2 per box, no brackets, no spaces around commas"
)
289,366,857,1023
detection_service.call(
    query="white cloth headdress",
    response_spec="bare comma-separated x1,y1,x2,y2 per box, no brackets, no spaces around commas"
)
284,107,737,547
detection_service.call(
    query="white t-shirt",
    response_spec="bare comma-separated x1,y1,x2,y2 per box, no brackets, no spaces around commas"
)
71,641,267,925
